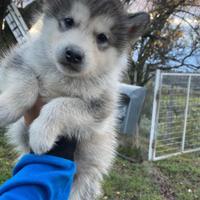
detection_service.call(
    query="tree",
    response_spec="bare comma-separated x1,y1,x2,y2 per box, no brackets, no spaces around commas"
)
0,0,11,49
126,0,200,86
0,0,11,28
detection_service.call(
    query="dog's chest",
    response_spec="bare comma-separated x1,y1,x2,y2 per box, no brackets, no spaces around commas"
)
37,74,73,101
36,71,93,102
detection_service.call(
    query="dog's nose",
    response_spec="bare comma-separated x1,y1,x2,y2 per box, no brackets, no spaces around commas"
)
65,47,84,65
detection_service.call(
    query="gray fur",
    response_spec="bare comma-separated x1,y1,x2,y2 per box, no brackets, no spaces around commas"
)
44,0,124,18
44,0,130,51
0,0,150,199
9,53,24,68
89,91,113,122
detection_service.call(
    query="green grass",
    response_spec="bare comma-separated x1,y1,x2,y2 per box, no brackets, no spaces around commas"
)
100,149,200,200
0,131,16,185
0,133,199,200
155,155,200,200
100,159,163,200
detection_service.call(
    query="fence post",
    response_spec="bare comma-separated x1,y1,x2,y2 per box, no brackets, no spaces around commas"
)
181,75,191,152
148,70,161,161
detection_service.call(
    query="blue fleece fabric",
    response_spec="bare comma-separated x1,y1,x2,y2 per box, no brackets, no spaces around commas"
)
0,154,76,200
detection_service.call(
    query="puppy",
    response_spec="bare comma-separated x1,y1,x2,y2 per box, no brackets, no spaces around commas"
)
0,0,150,199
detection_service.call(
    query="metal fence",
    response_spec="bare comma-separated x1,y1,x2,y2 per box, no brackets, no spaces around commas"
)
5,3,29,44
149,70,200,161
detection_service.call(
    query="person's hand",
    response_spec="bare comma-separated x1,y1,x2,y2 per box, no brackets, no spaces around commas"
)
24,96,44,126
24,97,77,161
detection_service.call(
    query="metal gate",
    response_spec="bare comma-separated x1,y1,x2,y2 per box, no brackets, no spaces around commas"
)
5,3,29,44
149,70,200,161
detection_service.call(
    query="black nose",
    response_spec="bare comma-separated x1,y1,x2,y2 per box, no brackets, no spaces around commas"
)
65,47,84,65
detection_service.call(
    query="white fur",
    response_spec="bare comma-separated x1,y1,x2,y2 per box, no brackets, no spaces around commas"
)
0,1,137,200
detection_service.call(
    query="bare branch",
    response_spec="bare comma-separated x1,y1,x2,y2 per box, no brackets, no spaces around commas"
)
172,13,200,38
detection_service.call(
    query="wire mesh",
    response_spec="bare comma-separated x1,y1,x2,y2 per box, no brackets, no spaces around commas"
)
185,76,200,150
153,73,200,159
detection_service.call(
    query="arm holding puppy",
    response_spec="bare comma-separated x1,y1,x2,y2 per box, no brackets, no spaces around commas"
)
0,98,77,200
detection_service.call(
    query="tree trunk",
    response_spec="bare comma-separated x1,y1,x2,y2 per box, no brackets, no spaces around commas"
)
0,0,11,51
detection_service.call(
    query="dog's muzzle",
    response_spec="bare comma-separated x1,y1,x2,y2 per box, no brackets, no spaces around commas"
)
59,45,85,72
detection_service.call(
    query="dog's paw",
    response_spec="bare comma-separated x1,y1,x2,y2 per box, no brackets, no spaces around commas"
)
29,118,57,154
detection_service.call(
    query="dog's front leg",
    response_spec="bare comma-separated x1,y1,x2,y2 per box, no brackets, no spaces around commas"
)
29,97,95,154
70,133,117,200
0,75,39,127
6,118,30,153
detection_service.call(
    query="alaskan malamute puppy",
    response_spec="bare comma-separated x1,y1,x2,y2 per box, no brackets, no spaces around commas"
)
0,0,149,199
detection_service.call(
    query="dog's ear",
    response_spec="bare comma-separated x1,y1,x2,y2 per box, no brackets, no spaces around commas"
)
42,0,61,15
42,0,53,4
42,0,53,10
42,0,55,7
126,12,150,41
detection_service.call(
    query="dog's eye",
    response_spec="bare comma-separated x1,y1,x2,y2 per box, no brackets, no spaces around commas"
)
64,17,74,28
60,17,75,30
97,33,108,44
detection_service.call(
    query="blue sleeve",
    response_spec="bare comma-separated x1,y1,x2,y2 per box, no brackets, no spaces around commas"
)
0,154,76,200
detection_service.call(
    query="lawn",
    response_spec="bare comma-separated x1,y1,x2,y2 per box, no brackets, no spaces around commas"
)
0,132,199,200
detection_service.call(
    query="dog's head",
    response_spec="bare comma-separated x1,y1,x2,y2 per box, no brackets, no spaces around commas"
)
39,0,150,77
